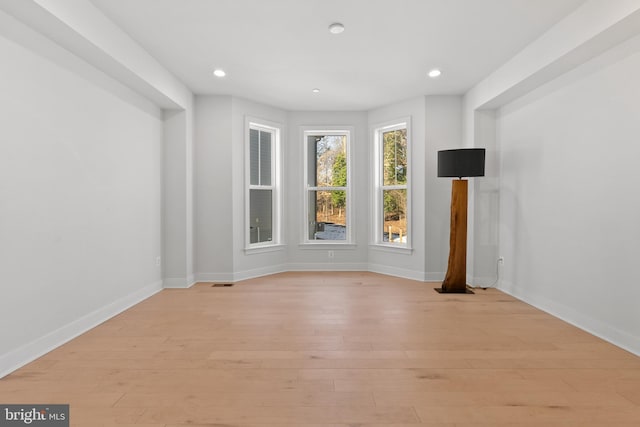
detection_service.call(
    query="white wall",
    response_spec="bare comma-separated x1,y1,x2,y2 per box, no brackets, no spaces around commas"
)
496,36,640,355
194,96,234,281
193,99,465,280
231,97,288,279
286,111,369,271
190,96,466,281
367,97,426,279
367,95,462,282
194,96,290,282
0,33,163,375
463,1,640,289
425,96,465,279
162,109,191,287
161,103,194,289
470,109,500,286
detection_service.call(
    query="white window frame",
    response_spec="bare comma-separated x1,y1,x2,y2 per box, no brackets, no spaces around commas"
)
372,118,412,251
302,127,353,245
245,117,282,251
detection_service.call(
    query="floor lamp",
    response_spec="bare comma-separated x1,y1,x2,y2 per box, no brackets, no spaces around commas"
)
435,148,485,294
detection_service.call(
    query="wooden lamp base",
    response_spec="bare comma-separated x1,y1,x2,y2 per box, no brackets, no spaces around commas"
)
434,287,474,294
435,179,473,294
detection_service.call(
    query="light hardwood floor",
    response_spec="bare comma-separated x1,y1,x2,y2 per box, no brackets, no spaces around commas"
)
1,271,640,426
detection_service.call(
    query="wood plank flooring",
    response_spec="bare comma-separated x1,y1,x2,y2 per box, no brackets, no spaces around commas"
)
1,271,640,426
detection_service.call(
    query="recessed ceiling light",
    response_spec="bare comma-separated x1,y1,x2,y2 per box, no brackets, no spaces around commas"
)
428,69,442,78
213,69,226,77
328,23,345,34
312,88,320,93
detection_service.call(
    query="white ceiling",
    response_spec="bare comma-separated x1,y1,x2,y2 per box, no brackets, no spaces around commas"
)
90,0,585,111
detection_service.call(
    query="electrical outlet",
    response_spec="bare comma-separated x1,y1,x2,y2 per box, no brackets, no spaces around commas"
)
498,256,504,264
328,250,334,259
156,256,161,266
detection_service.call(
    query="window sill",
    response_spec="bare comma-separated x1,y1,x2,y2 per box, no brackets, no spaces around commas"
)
369,244,413,255
244,244,286,255
298,243,357,250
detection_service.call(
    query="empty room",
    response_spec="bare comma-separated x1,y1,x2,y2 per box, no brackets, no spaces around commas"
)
1,0,640,425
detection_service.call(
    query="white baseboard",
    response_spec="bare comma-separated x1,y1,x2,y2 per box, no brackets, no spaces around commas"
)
233,264,286,282
195,272,235,283
163,276,196,288
469,275,498,288
198,263,433,284
286,262,368,272
0,280,163,379
367,263,427,282
425,271,445,282
499,280,640,357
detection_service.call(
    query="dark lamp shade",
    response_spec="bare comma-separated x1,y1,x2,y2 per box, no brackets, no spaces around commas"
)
437,148,486,178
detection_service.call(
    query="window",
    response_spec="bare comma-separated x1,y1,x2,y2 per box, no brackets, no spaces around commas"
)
303,129,352,243
373,120,410,248
246,119,280,248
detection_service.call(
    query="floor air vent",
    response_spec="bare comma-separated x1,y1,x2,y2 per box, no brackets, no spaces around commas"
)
212,283,234,287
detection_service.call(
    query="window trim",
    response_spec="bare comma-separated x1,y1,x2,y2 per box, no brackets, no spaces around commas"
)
301,126,354,245
371,118,412,250
245,117,282,251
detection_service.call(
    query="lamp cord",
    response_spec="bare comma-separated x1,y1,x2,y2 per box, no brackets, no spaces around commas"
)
469,257,501,291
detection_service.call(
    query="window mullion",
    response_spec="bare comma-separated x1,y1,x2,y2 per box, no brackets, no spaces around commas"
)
257,131,261,186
